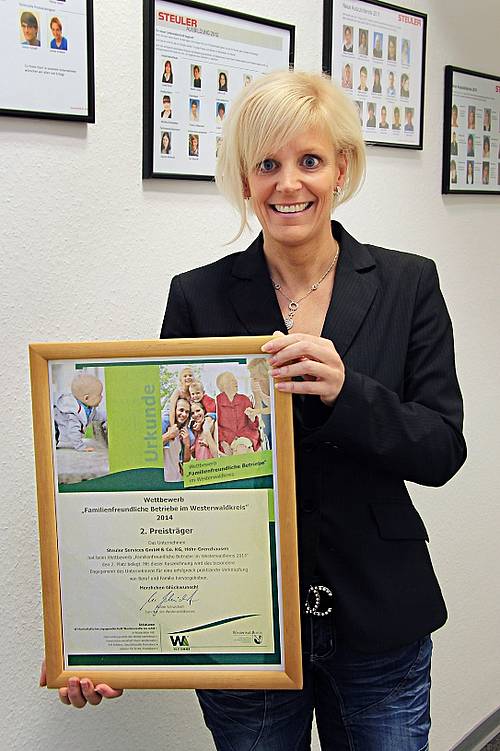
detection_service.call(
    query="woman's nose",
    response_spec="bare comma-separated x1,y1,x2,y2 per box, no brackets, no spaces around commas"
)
276,165,302,192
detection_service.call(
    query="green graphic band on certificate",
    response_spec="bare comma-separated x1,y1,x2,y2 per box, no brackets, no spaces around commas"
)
50,354,283,670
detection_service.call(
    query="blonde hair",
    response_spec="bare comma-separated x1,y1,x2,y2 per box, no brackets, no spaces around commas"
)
216,69,366,240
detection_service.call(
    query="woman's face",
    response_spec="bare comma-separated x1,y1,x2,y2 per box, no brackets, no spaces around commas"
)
467,162,473,176
176,399,190,426
220,73,226,87
360,31,366,46
374,70,380,84
191,402,205,428
388,39,396,58
165,61,171,76
468,110,474,127
246,128,345,251
51,22,62,41
162,133,170,150
360,69,367,87
402,76,409,93
191,135,198,150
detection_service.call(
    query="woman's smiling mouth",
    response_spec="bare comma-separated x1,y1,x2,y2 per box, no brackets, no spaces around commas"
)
271,202,313,214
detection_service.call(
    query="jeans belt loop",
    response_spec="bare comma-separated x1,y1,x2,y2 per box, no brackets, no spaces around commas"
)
304,584,333,617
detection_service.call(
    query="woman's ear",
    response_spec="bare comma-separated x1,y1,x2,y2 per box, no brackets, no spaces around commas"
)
336,151,348,190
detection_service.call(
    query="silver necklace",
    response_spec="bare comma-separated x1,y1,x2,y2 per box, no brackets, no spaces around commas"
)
270,245,340,330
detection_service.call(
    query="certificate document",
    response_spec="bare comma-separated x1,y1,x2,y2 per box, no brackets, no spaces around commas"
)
31,339,301,688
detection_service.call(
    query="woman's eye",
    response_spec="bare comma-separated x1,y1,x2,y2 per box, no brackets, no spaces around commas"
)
302,155,320,168
258,159,276,173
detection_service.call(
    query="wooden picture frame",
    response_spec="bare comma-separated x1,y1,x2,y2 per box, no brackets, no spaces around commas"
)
30,337,302,690
142,0,295,179
323,0,427,149
0,0,95,123
442,66,500,195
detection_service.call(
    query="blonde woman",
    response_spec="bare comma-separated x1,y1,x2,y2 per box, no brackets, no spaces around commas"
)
45,71,465,751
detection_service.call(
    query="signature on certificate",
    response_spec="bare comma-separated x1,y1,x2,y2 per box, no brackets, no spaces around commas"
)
139,587,199,614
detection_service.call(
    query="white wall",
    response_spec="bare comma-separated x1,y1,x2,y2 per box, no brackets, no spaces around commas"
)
1,1,499,749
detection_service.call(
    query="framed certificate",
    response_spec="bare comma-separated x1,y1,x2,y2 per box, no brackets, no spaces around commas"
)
142,0,295,179
323,0,426,149
442,66,500,195
0,0,95,122
30,337,302,690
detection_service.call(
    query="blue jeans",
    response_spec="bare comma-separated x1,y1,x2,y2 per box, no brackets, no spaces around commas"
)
197,615,432,750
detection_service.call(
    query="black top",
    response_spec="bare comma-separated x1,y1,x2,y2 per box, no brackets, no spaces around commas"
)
160,221,466,653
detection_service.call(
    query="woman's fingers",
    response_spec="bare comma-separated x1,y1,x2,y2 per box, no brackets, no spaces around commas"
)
40,659,47,687
95,684,124,699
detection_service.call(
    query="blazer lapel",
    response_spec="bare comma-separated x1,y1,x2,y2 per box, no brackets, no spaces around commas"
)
321,222,378,357
228,234,287,335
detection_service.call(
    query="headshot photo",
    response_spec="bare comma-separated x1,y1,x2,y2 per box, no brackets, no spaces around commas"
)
342,63,353,90
190,98,200,122
483,108,491,132
392,106,401,130
450,160,457,185
161,95,172,119
188,132,199,157
192,64,202,88
388,35,397,61
482,162,490,185
216,102,226,123
343,25,353,52
162,59,173,84
404,107,414,132
387,70,397,96
467,134,474,157
400,73,410,98
466,160,474,184
243,73,253,87
451,104,459,128
450,131,458,156
20,11,40,46
373,32,383,58
467,106,476,130
401,38,410,65
218,71,228,92
366,102,376,127
379,105,389,129
372,68,382,94
49,17,67,50
358,66,368,92
160,131,172,155
358,29,368,55
483,136,490,160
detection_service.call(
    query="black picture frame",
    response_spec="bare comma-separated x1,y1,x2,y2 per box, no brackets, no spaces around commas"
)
442,66,500,195
143,0,295,180
322,0,426,150
0,0,95,123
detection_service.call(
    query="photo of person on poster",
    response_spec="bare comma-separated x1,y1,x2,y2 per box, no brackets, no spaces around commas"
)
372,68,382,94
188,133,199,157
392,106,401,129
388,35,397,61
20,11,40,47
218,71,228,92
450,159,457,184
342,64,353,90
50,17,67,51
483,108,491,132
162,59,173,84
467,106,476,129
467,134,474,157
373,32,383,58
192,64,202,88
358,66,368,92
451,104,459,128
400,73,410,98
160,131,171,155
162,398,192,482
358,29,368,55
483,136,490,159
342,25,353,52
401,38,410,65
366,102,376,127
482,162,490,184
450,131,458,155
379,105,389,129
404,107,414,132
190,98,200,122
161,95,172,119
387,71,396,96
216,102,226,123
466,160,474,184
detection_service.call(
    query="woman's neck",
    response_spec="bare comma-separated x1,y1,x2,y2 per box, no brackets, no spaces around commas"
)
263,231,338,296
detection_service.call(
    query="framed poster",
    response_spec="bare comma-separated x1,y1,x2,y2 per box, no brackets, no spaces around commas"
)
30,337,302,690
442,66,500,195
323,0,426,149
143,0,295,179
0,0,94,122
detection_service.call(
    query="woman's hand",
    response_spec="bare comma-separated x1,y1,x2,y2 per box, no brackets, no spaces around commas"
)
179,427,190,447
40,660,123,708
262,332,345,406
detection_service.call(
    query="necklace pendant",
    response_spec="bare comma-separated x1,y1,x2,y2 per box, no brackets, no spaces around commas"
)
288,301,298,313
284,317,294,330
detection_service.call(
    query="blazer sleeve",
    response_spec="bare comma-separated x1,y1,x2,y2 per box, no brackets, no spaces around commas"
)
302,259,466,487
160,275,195,339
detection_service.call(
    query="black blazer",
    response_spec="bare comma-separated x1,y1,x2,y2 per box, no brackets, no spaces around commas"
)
160,221,466,653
